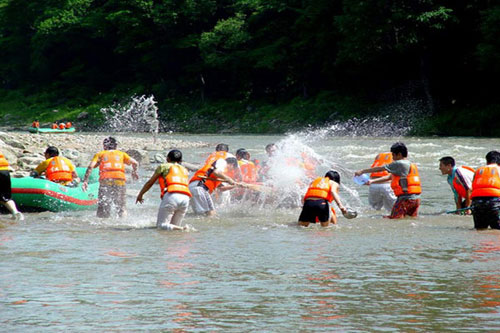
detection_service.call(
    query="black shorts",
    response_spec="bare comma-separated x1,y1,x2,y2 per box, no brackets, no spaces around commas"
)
0,170,12,202
298,199,330,223
472,197,500,229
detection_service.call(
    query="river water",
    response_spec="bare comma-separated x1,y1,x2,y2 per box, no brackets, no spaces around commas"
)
1,133,499,331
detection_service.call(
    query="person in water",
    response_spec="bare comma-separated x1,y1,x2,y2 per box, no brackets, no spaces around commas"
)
82,137,139,218
136,149,192,231
470,150,500,229
355,142,422,219
439,156,475,215
298,170,347,227
0,151,24,221
51,122,58,129
188,144,241,216
367,152,396,211
32,120,40,128
32,146,80,186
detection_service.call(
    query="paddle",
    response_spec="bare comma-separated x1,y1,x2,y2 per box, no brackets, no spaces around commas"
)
446,207,472,214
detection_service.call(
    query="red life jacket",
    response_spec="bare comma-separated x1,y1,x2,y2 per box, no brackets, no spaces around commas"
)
391,163,422,197
471,165,500,198
45,156,73,182
304,177,334,202
99,150,126,180
370,152,393,178
452,165,475,199
158,164,191,198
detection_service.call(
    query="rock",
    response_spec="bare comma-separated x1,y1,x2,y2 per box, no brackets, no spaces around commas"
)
2,138,25,150
126,149,149,165
61,148,80,160
77,112,89,120
0,145,19,165
151,153,166,164
17,155,44,169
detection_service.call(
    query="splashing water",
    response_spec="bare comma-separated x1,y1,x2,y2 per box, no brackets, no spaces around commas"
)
100,95,160,142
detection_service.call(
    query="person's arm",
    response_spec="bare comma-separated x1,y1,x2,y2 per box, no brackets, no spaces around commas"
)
82,160,98,192
72,171,80,183
212,169,237,186
354,166,385,177
366,174,392,185
127,157,139,181
32,161,48,178
136,172,160,204
330,181,347,214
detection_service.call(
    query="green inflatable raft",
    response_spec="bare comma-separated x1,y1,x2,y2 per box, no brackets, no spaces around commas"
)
28,127,76,134
11,168,99,212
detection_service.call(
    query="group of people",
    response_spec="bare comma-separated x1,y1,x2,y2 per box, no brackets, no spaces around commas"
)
31,120,73,130
1,137,499,231
352,142,500,230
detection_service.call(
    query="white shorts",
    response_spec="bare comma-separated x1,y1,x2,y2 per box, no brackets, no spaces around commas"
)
157,192,190,229
368,183,396,211
189,181,215,214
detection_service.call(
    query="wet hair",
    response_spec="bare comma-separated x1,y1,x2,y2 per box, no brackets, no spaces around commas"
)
236,148,248,159
103,136,118,150
265,143,276,152
486,150,500,164
325,170,340,184
45,146,59,157
390,142,408,157
439,156,455,167
215,143,229,152
226,157,239,168
167,149,182,163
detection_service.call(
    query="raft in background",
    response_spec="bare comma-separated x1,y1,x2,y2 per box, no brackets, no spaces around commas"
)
28,127,76,134
11,168,99,212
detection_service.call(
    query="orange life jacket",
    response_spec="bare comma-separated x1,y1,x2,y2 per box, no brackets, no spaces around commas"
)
32,121,39,128
99,150,126,180
471,165,500,198
391,163,422,196
304,177,334,202
204,151,228,164
59,123,66,130
45,156,73,182
158,164,191,198
51,123,58,129
66,122,72,128
370,152,393,178
190,161,222,193
239,160,258,183
0,152,9,169
452,165,475,199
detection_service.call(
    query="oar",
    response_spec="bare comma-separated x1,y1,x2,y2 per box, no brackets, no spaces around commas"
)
446,207,472,214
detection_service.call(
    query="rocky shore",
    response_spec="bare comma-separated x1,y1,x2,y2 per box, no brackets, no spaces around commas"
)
0,131,210,177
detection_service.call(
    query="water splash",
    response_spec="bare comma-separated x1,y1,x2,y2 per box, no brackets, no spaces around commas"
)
100,95,159,141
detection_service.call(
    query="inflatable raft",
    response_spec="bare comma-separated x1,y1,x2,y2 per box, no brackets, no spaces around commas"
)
11,168,99,212
28,127,76,134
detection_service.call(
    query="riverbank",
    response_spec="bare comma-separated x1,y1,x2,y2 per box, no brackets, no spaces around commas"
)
0,131,209,178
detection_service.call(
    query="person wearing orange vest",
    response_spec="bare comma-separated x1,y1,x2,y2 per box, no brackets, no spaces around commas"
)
32,146,79,186
367,152,397,211
0,151,24,221
32,120,40,128
298,170,348,227
51,122,58,129
66,122,72,129
355,142,421,219
236,148,258,183
188,144,240,216
439,156,475,215
470,150,500,229
136,150,192,230
82,137,139,218
58,123,66,130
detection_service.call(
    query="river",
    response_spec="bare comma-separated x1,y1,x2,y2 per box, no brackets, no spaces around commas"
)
1,132,499,331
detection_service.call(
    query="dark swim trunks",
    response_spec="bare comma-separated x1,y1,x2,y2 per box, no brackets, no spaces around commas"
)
299,199,330,223
472,197,500,229
0,170,12,202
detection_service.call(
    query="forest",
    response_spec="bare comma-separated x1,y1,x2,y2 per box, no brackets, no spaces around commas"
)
0,0,498,135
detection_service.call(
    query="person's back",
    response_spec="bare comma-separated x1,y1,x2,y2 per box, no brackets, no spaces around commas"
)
33,146,78,186
471,150,500,229
59,123,66,130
